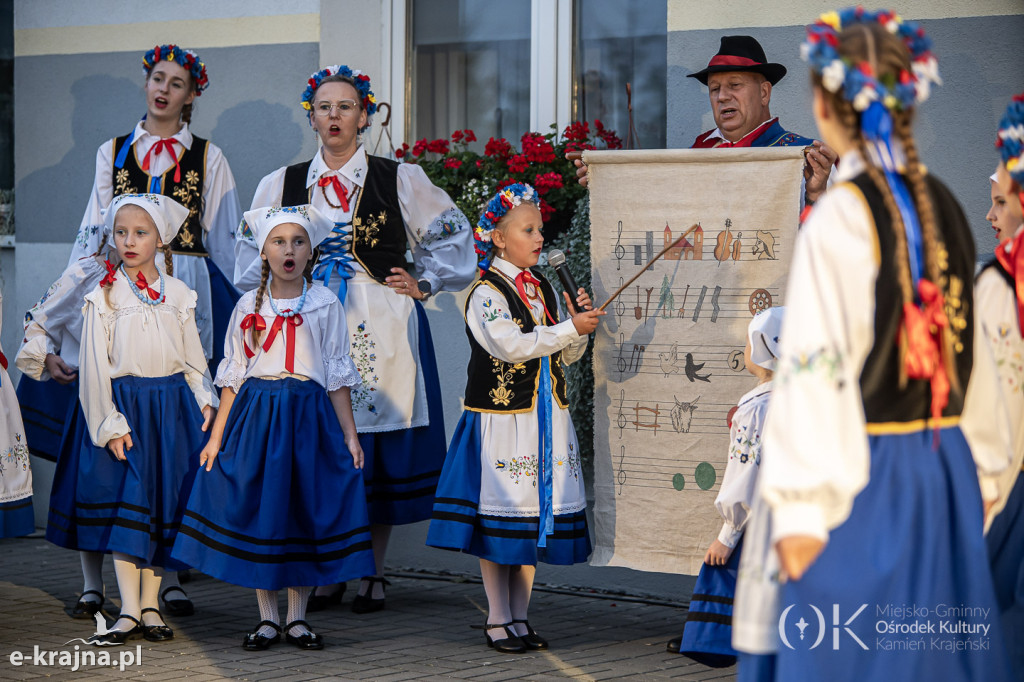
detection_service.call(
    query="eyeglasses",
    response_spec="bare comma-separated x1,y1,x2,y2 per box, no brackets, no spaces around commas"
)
313,100,360,117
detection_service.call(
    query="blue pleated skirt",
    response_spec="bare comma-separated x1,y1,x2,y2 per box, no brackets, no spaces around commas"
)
987,470,1024,678
46,374,203,570
44,398,89,547
774,427,1013,681
172,377,376,590
16,375,77,462
205,257,240,376
0,497,34,538
358,301,447,525
426,411,591,566
679,537,742,666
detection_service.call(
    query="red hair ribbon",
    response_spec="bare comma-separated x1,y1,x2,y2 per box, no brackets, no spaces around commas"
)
318,175,350,212
0,351,7,371
901,278,951,445
515,271,556,325
100,260,118,288
142,138,182,183
134,271,161,300
995,227,1024,336
240,313,267,359
262,312,304,373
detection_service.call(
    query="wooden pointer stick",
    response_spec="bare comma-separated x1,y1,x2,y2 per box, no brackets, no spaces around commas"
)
597,224,700,312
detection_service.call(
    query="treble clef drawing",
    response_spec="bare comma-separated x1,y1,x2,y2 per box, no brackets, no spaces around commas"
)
614,220,625,270
614,277,626,320
617,445,627,494
616,389,627,437
616,333,627,378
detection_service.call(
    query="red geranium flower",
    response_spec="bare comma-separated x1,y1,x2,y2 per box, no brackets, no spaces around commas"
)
507,154,529,174
533,171,564,195
485,137,513,158
539,197,555,222
463,129,478,142
452,130,464,143
444,158,463,169
427,138,450,154
521,132,555,163
395,142,410,159
412,138,428,157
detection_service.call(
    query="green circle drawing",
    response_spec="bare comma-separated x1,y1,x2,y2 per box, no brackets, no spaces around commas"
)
671,473,685,491
695,462,716,490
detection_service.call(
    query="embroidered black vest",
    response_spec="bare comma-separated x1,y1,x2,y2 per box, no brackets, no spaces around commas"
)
281,155,406,282
463,269,570,413
849,172,975,424
112,134,209,256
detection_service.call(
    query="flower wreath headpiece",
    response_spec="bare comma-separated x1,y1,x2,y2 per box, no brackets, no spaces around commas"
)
802,7,940,113
143,45,209,95
474,183,540,273
301,65,377,121
996,94,1024,188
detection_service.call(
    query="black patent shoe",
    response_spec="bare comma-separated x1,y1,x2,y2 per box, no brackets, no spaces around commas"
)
242,620,281,651
284,620,324,650
160,585,195,617
70,590,105,620
666,635,682,653
141,608,174,642
484,622,526,654
351,576,389,614
90,614,143,647
307,583,346,612
511,619,548,650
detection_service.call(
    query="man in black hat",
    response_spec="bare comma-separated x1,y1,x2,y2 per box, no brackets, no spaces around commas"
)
571,35,835,203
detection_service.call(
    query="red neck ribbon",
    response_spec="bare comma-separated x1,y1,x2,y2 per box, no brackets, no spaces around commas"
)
240,313,267,359
134,271,161,301
995,227,1024,336
100,260,118,288
262,312,304,373
515,270,556,325
692,118,778,149
318,175,351,212
142,138,181,183
901,278,952,445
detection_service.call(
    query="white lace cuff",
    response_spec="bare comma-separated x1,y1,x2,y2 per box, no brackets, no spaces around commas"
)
214,359,248,392
326,355,363,391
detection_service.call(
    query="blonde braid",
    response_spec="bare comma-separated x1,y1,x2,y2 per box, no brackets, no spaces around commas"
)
163,246,174,276
251,260,271,347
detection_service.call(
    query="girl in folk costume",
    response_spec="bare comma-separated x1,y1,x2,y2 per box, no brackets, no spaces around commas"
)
234,65,475,612
426,183,604,653
0,292,33,538
982,96,1024,678
64,194,217,646
673,307,784,668
753,9,1014,681
66,44,241,365
173,205,375,651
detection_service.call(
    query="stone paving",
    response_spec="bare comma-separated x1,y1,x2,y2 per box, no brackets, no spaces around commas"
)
0,534,737,681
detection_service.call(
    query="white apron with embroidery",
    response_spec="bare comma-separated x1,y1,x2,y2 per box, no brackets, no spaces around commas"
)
0,293,33,503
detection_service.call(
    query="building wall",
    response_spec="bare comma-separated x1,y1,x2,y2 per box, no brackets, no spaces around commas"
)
666,0,1024,255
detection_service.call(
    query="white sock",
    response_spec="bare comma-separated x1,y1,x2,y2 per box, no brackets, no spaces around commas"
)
286,587,312,636
140,567,163,626
256,589,279,638
112,553,142,631
80,552,104,602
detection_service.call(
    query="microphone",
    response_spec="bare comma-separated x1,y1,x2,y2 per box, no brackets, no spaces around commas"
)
547,249,583,313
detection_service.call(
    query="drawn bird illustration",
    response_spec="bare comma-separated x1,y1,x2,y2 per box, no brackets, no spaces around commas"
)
93,611,109,637
658,342,685,377
684,353,711,382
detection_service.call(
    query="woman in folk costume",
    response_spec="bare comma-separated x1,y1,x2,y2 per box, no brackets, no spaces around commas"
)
426,183,604,652
63,194,217,646
173,205,375,651
981,95,1024,678
0,292,33,538
673,307,783,668
234,65,475,612
752,9,1014,681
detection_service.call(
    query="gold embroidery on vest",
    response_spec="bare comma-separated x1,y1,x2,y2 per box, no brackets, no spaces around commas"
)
942,273,968,353
353,210,386,248
489,358,527,406
171,170,201,247
115,169,137,195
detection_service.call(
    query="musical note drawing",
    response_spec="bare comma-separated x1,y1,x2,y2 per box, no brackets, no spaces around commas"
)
684,353,712,383
614,221,625,270
692,285,707,323
632,403,661,433
646,231,654,270
616,333,627,377
658,342,685,377
659,275,674,319
677,284,690,318
643,287,654,325
670,395,700,434
618,445,627,495
628,344,646,372
690,285,723,323
616,389,627,437
634,244,643,266
710,285,722,322
614,277,626,320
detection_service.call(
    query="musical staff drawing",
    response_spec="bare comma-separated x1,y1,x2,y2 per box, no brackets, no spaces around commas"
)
605,222,785,263
610,339,755,378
